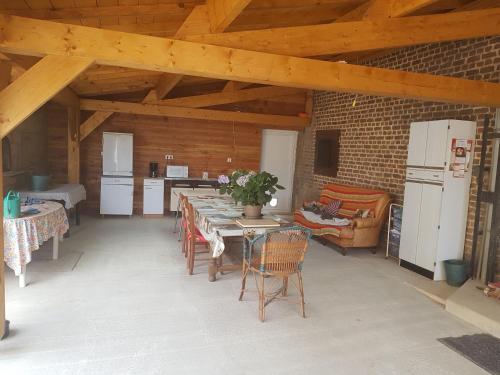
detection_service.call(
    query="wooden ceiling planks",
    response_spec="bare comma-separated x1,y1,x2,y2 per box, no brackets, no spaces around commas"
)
0,0,497,102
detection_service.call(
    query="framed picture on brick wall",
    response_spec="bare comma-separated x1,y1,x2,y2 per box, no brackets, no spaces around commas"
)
314,130,340,177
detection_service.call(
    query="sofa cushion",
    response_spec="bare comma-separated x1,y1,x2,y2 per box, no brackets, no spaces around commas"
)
319,184,387,219
321,199,342,219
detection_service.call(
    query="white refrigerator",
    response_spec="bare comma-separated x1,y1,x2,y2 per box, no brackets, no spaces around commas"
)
399,120,476,280
100,132,134,216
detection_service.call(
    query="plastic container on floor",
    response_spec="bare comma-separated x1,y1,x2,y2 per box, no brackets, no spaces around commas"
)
31,175,50,191
444,259,468,287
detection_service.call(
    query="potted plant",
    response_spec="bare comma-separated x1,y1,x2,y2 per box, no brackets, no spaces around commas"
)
218,169,284,218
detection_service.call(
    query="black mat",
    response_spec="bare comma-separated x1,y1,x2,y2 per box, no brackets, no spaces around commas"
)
438,334,500,375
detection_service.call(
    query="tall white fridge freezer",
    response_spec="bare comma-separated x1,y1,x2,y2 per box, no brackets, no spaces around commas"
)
100,132,134,216
399,120,476,280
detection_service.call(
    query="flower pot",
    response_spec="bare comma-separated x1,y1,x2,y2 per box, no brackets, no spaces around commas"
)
244,205,262,219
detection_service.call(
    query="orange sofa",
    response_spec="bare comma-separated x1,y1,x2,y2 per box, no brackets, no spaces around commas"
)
294,183,391,255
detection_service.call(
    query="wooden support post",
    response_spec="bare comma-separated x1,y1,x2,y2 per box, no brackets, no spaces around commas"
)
67,106,80,184
0,61,10,339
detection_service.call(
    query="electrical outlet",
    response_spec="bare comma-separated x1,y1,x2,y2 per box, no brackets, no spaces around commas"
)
227,157,232,163
165,154,174,160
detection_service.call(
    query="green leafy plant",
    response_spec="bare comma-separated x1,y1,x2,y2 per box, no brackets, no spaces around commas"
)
218,169,284,206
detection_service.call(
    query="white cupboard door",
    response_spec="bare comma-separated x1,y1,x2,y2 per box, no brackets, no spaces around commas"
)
116,134,133,175
399,182,423,264
144,186,164,215
425,120,449,168
407,122,428,167
415,184,443,272
102,133,117,174
100,183,134,215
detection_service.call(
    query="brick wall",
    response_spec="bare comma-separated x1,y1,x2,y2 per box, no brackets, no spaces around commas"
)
294,37,500,280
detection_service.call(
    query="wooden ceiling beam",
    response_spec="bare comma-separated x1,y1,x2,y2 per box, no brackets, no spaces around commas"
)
0,3,195,19
452,0,500,11
335,0,440,22
154,74,185,101
80,111,114,141
80,99,309,130
0,52,80,107
80,5,210,138
185,9,500,57
333,0,497,64
206,0,253,33
158,86,305,108
222,81,253,92
175,5,212,38
1,16,500,107
152,5,214,101
0,55,93,138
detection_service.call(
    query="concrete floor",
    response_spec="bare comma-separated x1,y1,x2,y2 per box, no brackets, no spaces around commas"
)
0,216,489,374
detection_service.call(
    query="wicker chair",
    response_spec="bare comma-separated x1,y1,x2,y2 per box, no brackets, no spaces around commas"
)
239,226,312,322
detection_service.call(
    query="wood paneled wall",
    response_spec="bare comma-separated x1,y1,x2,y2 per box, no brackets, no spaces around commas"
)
47,104,68,185
47,105,262,214
3,107,49,193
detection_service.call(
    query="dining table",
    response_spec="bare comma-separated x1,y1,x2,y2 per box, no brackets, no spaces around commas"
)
20,184,86,226
186,194,291,281
3,201,69,287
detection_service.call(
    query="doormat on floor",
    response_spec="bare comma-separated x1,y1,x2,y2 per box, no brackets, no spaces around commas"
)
438,333,500,375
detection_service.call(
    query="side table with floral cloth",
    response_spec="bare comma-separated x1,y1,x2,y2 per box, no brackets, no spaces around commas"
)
3,201,69,287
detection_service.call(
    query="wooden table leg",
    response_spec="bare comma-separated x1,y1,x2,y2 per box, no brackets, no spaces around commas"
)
208,257,217,282
52,233,59,260
19,265,26,288
75,203,80,226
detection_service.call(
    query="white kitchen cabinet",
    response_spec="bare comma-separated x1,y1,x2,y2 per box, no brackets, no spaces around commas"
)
100,177,134,216
102,132,133,176
425,120,449,168
143,178,164,215
400,119,476,280
415,184,443,272
407,121,428,167
399,181,422,264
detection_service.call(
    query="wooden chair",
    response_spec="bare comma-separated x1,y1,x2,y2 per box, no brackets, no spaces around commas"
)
239,226,312,322
184,201,210,275
179,194,189,257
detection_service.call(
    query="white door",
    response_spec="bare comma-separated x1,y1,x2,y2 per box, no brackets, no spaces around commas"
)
425,120,449,168
415,183,443,272
260,130,298,213
407,122,428,167
399,181,423,264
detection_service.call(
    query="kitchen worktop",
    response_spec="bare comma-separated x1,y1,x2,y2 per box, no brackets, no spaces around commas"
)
164,177,218,181
143,177,218,181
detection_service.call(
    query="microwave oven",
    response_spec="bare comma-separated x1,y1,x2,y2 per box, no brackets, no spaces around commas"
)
166,165,188,178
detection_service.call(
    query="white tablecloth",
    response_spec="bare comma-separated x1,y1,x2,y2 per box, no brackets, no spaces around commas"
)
20,184,86,209
3,201,69,275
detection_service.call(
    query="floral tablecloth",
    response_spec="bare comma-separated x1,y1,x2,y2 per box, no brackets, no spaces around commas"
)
187,195,290,258
3,201,69,275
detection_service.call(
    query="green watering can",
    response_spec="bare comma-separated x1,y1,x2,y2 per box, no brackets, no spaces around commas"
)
4,191,20,219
